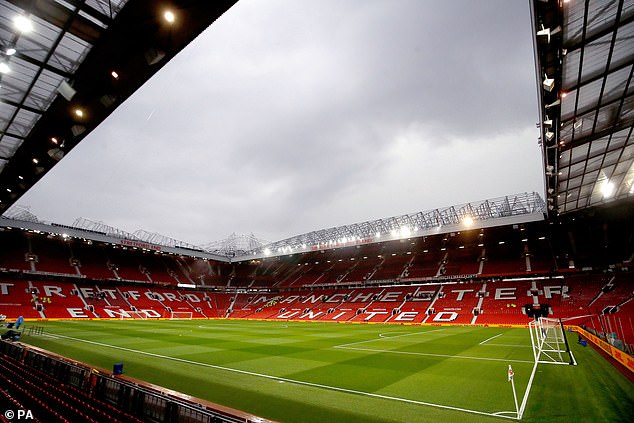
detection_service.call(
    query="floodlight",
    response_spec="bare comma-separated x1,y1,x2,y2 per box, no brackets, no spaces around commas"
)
462,216,474,227
13,15,33,33
601,181,615,198
543,75,555,92
164,10,175,24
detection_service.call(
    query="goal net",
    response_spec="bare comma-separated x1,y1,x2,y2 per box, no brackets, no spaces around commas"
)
528,317,576,365
119,310,148,320
169,311,193,320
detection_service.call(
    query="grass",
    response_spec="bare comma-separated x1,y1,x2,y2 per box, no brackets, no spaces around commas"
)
19,320,634,422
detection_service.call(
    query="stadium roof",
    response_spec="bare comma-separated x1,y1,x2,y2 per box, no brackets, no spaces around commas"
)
532,0,634,215
240,192,546,261
0,0,238,213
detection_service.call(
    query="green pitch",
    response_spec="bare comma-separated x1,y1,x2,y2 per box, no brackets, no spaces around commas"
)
20,320,633,422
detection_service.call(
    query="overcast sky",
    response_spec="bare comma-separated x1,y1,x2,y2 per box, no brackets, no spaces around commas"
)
17,0,544,246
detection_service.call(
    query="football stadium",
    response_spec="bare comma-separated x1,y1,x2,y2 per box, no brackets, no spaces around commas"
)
0,1,633,422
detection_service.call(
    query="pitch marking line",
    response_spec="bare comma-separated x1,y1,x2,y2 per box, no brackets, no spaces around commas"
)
43,332,517,420
479,334,533,349
334,345,534,364
480,333,503,345
334,328,444,349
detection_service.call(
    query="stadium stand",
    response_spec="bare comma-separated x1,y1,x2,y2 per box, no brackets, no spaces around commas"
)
0,0,632,421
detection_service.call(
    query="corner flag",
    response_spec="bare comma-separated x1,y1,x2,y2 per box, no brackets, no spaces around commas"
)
507,364,514,382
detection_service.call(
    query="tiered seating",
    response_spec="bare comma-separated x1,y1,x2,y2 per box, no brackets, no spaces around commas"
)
30,236,77,275
369,254,410,282
140,254,181,285
405,250,443,279
72,243,117,280
0,353,143,423
348,287,417,322
105,248,149,282
425,282,485,324
339,256,379,284
480,238,525,276
475,280,533,325
0,229,32,271
0,280,41,318
29,281,92,319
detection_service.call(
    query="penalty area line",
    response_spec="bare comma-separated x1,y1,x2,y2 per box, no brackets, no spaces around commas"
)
43,332,516,420
335,345,534,364
335,328,444,349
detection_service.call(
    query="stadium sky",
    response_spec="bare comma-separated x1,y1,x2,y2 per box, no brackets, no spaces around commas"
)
16,0,544,246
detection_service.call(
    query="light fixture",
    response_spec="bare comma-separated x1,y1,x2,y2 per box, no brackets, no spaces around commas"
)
543,115,553,127
536,25,562,43
462,216,474,227
164,10,175,23
543,74,555,92
74,108,84,118
32,158,38,164
111,70,119,79
5,48,16,56
601,181,615,198
14,15,33,33
545,130,555,141
57,80,76,101
51,137,58,144
0,62,10,74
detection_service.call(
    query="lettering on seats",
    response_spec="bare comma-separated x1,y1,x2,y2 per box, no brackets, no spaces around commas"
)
331,311,347,320
163,292,178,302
326,293,347,303
126,290,140,300
352,292,375,302
364,311,388,321
43,285,65,298
433,311,458,322
451,289,474,301
301,294,322,304
67,308,89,318
494,287,517,300
543,286,563,299
300,311,323,319
0,283,14,295
79,287,95,298
281,296,299,304
184,294,201,303
146,291,163,301
380,291,401,302
394,311,418,321
278,311,300,319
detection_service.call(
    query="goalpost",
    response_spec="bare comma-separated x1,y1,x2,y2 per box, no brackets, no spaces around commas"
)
169,311,193,320
516,317,577,419
528,317,576,366
120,310,148,320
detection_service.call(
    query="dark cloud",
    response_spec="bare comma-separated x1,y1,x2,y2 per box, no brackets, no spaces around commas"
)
18,0,543,245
